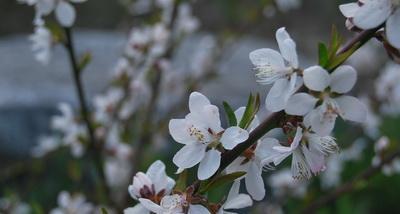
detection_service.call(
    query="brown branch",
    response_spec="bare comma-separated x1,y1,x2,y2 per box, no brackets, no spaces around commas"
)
301,149,400,213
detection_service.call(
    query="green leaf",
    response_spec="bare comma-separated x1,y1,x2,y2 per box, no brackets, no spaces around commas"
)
174,170,188,192
327,45,358,70
199,171,246,193
78,52,92,71
101,207,109,214
318,42,329,67
223,101,237,126
239,94,255,129
45,21,65,43
328,25,342,60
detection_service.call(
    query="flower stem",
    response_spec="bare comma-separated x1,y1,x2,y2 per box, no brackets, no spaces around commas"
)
63,27,109,203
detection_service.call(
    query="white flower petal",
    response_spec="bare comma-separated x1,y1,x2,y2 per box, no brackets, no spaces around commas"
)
173,144,206,169
256,137,281,161
353,0,392,29
301,146,326,175
335,95,367,123
386,9,400,49
198,149,221,180
303,66,330,91
249,48,285,67
202,105,223,133
330,65,357,94
291,150,312,179
266,78,291,112
245,162,265,201
308,108,336,136
70,0,87,3
220,127,249,150
55,1,76,27
339,3,360,18
226,181,240,202
138,198,162,213
225,192,253,210
189,91,211,114
285,93,318,116
169,119,193,144
276,27,298,68
146,160,174,193
188,205,211,214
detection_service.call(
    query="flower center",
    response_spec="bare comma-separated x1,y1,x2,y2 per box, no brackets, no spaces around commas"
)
160,194,185,212
188,125,206,143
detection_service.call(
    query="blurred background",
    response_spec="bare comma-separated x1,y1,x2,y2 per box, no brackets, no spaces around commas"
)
1,0,399,213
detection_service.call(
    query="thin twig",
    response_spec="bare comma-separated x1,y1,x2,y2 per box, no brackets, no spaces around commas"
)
63,28,109,202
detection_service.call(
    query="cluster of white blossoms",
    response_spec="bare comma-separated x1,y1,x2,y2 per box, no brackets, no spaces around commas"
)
339,0,400,49
125,160,252,214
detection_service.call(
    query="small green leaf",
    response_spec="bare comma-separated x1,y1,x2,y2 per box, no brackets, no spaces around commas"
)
223,101,237,126
318,42,329,67
45,21,65,43
78,52,92,71
174,170,188,192
239,94,255,129
328,25,342,59
327,45,358,70
101,207,109,214
199,171,246,193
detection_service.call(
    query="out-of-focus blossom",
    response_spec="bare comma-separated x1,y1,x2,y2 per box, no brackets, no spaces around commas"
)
93,88,124,124
50,191,94,214
174,3,199,36
321,138,366,188
51,103,86,157
249,27,302,112
31,136,60,157
375,62,400,115
19,0,87,27
359,96,381,139
0,197,30,214
29,25,52,64
268,169,307,198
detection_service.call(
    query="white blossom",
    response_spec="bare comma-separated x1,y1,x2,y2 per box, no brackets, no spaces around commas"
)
265,127,339,179
249,27,302,112
286,65,366,136
29,25,52,64
339,0,400,49
169,92,249,180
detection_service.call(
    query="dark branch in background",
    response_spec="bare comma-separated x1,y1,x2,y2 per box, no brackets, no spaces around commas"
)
301,149,400,213
63,28,109,203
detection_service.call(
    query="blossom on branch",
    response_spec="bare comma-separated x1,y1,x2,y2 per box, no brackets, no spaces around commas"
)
249,27,303,112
